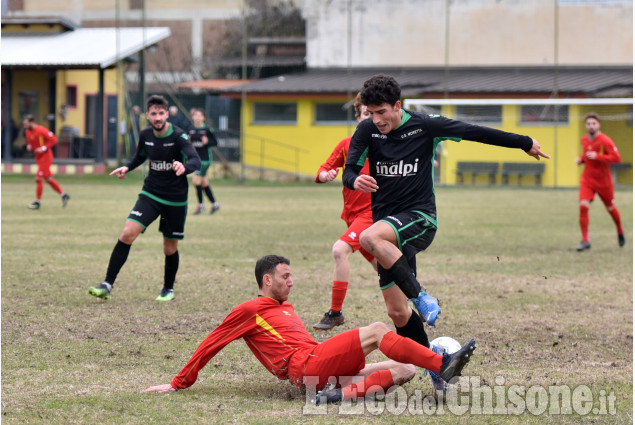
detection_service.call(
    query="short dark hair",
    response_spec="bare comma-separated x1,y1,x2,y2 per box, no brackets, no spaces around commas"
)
23,114,35,122
584,112,601,123
360,74,401,107
255,255,290,289
146,95,169,112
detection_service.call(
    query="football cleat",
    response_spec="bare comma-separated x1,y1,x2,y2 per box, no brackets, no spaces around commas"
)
313,386,343,405
576,241,591,252
429,344,449,394
88,282,112,300
313,310,344,330
156,288,174,302
193,204,204,215
27,201,41,210
61,193,70,208
210,202,220,215
410,291,441,326
438,339,476,383
618,233,625,247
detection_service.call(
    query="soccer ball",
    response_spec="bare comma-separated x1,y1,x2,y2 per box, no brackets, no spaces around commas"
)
430,336,462,355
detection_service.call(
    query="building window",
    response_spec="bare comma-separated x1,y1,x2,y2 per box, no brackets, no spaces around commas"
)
314,102,352,124
65,85,78,108
130,0,143,9
253,102,297,124
18,90,38,117
520,105,569,124
455,105,502,125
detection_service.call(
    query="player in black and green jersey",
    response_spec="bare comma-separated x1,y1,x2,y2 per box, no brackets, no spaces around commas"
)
89,95,201,302
342,74,549,355
188,108,220,215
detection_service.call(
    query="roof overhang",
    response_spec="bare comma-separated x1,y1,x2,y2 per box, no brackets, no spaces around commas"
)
1,27,171,70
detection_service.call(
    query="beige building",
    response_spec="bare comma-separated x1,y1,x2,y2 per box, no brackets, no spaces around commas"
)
302,0,633,67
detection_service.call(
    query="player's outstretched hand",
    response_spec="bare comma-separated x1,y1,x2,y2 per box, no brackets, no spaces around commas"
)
143,384,176,393
110,166,129,179
527,138,551,160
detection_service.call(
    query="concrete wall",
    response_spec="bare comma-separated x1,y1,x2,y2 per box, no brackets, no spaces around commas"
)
302,0,633,67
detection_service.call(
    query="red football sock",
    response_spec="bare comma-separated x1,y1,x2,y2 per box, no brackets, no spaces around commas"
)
341,369,393,400
46,178,63,194
330,281,348,312
608,207,623,235
36,180,43,200
379,331,442,373
579,204,589,242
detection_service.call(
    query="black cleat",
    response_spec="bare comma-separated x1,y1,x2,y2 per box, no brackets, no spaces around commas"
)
313,387,343,405
28,201,41,210
313,310,344,330
618,233,625,247
576,241,591,252
62,193,70,208
438,339,476,383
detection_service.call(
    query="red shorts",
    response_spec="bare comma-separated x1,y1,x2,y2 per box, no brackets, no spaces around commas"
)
287,329,366,390
579,181,615,207
340,211,374,263
36,154,54,179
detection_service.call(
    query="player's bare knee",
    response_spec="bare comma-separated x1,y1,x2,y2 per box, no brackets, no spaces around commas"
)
332,241,351,262
359,229,376,252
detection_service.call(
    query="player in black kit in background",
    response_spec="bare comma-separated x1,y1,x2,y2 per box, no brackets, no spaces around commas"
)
342,74,549,385
89,95,201,302
188,108,220,215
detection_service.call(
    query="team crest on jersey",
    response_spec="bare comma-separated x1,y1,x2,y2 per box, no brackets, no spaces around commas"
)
375,158,419,177
282,311,291,316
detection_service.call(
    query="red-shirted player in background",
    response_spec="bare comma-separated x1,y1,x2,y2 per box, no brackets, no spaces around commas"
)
22,114,70,210
313,94,377,330
575,112,624,251
144,254,476,405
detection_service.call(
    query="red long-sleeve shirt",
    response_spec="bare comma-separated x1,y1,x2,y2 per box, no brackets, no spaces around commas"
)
171,296,318,390
25,124,57,162
578,132,621,187
315,136,372,223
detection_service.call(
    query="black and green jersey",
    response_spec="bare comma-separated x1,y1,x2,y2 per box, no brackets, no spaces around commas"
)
126,123,201,203
188,125,218,162
343,109,532,222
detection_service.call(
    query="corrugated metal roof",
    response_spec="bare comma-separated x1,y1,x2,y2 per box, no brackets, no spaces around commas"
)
1,27,171,69
218,67,632,97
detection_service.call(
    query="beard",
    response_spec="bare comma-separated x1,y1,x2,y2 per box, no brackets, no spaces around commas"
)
152,122,166,132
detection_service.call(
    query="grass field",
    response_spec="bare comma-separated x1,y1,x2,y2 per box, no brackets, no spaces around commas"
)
1,172,632,424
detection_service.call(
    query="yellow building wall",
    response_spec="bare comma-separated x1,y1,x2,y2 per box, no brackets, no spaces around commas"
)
242,98,632,187
243,97,353,177
9,68,121,136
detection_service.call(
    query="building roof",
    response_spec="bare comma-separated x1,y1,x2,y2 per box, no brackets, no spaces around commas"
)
1,27,171,69
218,67,633,98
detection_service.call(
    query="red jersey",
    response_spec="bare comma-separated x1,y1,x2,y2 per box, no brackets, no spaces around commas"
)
578,132,621,187
316,136,372,223
25,124,57,162
171,296,318,389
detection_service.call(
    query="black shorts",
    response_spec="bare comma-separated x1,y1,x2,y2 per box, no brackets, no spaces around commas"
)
127,193,187,240
377,210,437,289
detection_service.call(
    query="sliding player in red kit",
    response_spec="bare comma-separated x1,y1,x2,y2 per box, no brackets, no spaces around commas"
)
575,112,625,251
145,255,476,405
313,94,377,330
23,114,70,210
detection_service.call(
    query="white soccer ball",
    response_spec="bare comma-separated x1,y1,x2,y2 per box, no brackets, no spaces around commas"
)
431,336,462,355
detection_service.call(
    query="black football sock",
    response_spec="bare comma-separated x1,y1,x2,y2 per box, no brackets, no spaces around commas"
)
105,239,131,285
387,255,422,299
204,186,216,203
195,185,203,204
396,310,430,348
164,250,179,291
